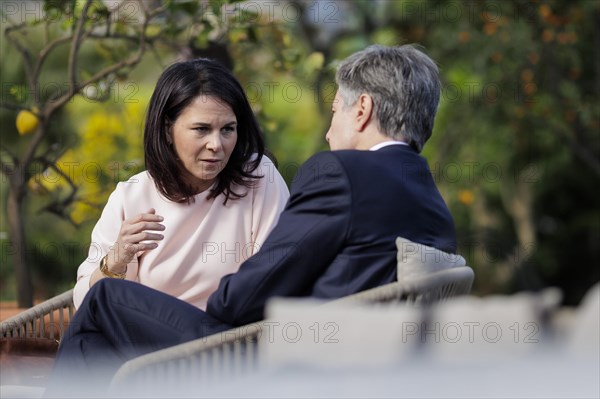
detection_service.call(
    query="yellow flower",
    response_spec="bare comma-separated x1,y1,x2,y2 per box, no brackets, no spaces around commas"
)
458,190,475,206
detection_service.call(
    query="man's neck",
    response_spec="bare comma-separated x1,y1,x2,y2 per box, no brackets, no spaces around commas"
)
355,131,405,150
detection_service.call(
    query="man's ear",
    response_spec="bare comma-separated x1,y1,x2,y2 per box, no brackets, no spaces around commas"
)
354,93,374,132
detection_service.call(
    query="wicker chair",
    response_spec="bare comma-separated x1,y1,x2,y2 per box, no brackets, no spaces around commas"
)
1,289,75,342
109,266,474,393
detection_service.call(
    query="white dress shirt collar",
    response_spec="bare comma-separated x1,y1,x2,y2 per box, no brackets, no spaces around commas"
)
369,141,409,151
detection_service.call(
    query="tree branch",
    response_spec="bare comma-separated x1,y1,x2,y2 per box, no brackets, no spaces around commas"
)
0,102,29,112
36,143,62,163
0,160,14,178
1,144,18,162
144,1,170,19
45,1,159,116
4,23,36,96
33,36,73,84
44,18,50,45
1,145,18,177
87,32,155,43
36,158,78,196
67,0,93,99
33,153,100,228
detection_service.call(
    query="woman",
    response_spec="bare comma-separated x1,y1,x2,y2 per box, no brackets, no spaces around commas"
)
73,58,289,310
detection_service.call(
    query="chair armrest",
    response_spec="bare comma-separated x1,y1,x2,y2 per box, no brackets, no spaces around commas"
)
111,321,263,391
332,266,474,305
1,289,74,341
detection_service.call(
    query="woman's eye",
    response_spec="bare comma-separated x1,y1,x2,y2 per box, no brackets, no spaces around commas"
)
194,127,209,134
222,126,236,134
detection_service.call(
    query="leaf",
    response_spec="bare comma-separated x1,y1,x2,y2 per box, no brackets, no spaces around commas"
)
210,0,226,17
168,0,199,16
145,25,162,38
61,18,74,31
9,85,28,103
229,28,248,44
73,1,84,19
235,9,260,25
43,0,69,16
86,0,110,22
305,52,325,72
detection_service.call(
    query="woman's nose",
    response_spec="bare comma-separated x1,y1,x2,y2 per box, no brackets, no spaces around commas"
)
206,132,222,151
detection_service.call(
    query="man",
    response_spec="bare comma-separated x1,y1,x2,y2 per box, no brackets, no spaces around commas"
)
47,44,456,394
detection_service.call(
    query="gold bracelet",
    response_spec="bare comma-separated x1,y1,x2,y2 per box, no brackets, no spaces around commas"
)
99,255,126,279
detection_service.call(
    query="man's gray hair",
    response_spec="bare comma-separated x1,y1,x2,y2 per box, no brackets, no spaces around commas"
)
335,44,441,152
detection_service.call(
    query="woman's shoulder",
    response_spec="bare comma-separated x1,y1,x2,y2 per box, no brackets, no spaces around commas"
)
114,171,154,194
244,153,284,186
249,153,279,175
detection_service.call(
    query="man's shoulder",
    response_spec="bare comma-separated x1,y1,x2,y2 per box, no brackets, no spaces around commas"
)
300,149,386,166
294,147,427,184
302,150,340,163
288,151,346,189
296,151,344,173
332,146,425,170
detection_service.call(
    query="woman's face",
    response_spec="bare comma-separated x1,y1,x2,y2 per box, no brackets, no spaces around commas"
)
170,95,238,193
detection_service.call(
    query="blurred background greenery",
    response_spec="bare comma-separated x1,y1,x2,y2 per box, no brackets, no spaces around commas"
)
0,0,598,307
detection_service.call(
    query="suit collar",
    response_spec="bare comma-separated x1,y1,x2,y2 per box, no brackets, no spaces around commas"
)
374,143,418,154
369,141,409,151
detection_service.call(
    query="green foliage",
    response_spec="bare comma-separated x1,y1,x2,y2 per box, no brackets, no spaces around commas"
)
1,0,598,305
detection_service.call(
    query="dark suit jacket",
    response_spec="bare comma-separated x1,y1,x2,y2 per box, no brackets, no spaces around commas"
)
207,145,456,326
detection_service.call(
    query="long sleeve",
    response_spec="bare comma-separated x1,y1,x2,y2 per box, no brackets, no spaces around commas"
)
72,185,136,309
207,152,352,326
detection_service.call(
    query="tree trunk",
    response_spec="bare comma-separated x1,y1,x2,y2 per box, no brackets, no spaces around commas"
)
7,182,32,308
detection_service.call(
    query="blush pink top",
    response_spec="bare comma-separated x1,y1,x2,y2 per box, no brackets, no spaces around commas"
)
73,156,289,310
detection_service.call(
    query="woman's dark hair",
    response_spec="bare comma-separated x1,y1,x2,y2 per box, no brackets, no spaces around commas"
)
144,58,265,204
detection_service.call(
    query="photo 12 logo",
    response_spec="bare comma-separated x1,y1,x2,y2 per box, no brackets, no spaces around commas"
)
1,1,141,24
402,320,540,344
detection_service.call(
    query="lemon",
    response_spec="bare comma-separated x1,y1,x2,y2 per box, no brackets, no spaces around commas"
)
16,107,39,135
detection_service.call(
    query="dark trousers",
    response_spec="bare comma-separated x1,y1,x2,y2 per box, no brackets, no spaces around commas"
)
44,279,232,397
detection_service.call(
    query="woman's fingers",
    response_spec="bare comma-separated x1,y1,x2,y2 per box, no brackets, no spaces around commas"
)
126,231,164,243
113,211,166,265
123,241,159,255
133,209,164,222
120,225,164,253
122,214,165,235
123,221,165,235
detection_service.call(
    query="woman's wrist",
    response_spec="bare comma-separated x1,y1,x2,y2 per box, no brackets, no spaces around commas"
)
99,254,127,279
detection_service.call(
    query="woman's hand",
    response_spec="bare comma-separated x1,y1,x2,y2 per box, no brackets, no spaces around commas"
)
105,208,165,274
